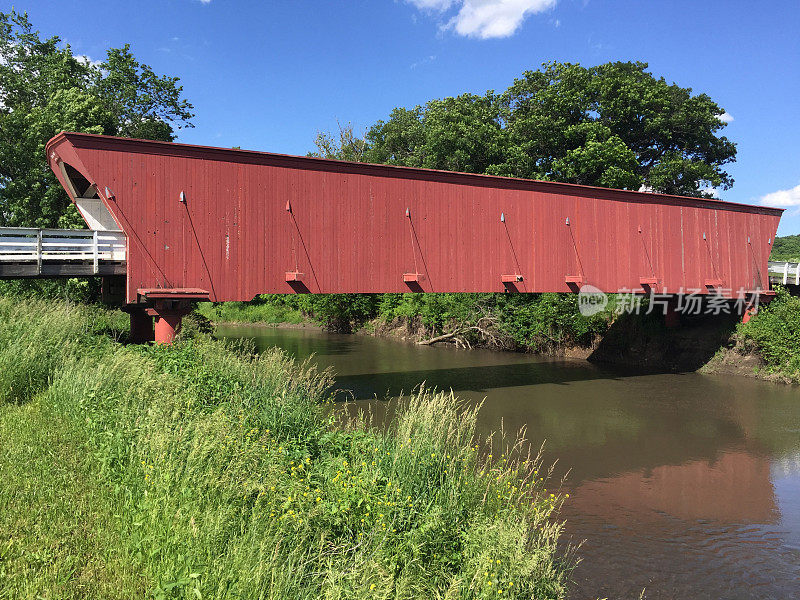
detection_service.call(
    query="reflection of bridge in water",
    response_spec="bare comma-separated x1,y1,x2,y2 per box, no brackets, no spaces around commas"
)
570,451,776,524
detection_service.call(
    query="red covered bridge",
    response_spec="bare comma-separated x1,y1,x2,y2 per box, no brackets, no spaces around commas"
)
39,132,781,343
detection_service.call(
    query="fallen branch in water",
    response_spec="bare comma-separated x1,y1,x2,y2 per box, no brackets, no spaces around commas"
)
417,317,503,348
417,330,461,346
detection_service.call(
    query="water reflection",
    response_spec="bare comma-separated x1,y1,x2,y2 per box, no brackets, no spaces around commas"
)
218,325,800,599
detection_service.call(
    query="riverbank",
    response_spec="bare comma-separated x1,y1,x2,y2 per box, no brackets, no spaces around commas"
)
198,293,611,354
700,289,800,384
0,296,570,599
215,318,800,599
198,290,800,383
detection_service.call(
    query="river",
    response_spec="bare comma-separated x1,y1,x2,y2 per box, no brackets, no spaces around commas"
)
217,324,800,600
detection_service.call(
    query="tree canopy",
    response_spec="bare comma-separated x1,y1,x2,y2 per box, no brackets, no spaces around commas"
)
0,11,194,228
320,61,736,199
771,235,800,262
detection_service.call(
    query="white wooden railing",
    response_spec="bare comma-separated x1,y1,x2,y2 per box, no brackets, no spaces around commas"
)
0,228,126,274
768,261,800,286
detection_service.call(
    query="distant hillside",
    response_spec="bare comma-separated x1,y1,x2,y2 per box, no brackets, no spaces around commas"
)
771,235,800,262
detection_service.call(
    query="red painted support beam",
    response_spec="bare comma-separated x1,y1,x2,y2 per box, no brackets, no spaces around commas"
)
639,277,659,293
285,271,305,282
133,291,206,344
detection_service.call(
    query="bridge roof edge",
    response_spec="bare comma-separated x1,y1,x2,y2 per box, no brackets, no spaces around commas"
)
46,132,784,216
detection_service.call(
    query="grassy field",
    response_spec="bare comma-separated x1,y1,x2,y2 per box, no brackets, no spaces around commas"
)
0,297,569,599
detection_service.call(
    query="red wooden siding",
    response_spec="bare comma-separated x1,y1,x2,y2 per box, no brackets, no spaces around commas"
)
46,133,782,305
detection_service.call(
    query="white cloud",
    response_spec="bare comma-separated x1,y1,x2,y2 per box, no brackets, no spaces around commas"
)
407,0,456,9
408,0,557,39
760,184,800,209
75,54,102,68
718,111,734,123
410,54,437,69
700,186,720,198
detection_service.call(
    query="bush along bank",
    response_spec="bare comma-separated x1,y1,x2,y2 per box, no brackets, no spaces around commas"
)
199,292,614,355
702,288,800,383
0,296,570,599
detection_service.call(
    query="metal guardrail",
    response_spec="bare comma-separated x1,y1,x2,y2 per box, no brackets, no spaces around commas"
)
768,261,800,286
0,228,126,275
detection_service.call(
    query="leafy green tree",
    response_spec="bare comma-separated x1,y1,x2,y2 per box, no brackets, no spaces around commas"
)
367,94,508,174
310,122,369,162
770,235,800,262
364,61,736,197
297,293,379,333
0,11,194,228
92,44,194,142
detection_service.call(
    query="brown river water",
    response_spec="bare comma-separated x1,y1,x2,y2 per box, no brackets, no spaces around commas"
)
217,325,800,600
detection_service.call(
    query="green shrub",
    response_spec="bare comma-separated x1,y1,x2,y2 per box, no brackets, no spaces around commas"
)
739,288,800,378
297,293,380,332
378,292,610,351
198,291,611,352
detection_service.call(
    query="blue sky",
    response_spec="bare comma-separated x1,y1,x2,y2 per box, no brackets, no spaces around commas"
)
10,0,800,234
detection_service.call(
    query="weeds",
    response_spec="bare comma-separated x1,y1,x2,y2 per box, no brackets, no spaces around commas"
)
0,296,569,599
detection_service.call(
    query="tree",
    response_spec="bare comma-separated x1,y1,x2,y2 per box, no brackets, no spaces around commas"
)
367,94,508,174
0,11,194,228
310,122,369,162
771,235,800,262
92,44,194,142
363,61,736,197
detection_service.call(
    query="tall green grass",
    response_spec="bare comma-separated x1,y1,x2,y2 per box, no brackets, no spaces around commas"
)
0,296,569,599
